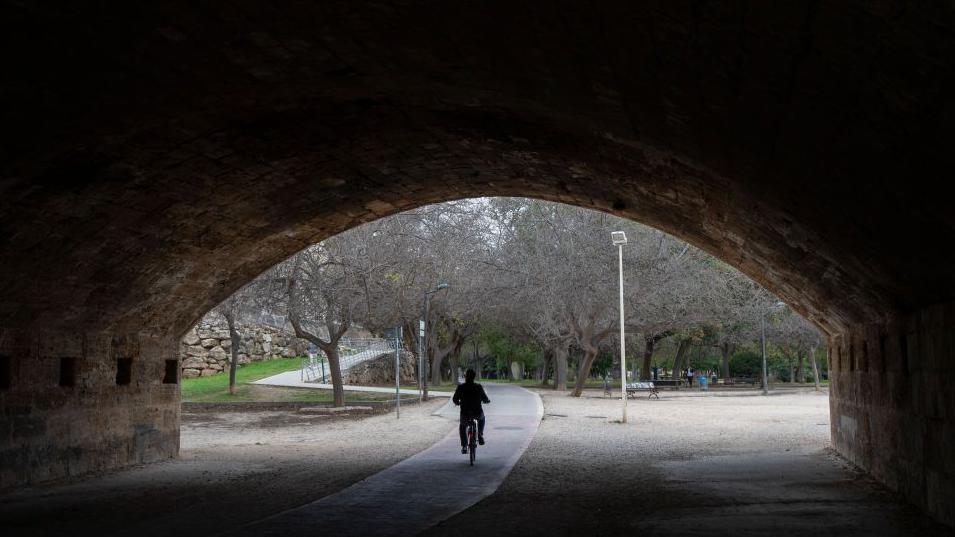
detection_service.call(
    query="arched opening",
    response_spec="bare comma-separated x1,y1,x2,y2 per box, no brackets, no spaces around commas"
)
2,198,855,536
1,1,953,529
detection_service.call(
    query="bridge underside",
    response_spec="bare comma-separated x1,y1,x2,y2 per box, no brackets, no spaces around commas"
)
0,1,953,525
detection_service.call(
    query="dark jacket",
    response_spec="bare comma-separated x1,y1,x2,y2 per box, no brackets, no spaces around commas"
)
452,381,490,416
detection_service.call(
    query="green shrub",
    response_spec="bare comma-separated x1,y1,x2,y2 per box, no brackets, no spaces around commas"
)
729,350,762,376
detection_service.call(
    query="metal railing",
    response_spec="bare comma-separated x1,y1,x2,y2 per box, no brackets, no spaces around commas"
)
301,337,393,383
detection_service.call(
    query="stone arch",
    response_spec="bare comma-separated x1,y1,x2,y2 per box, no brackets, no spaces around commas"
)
1,0,953,524
0,105,927,337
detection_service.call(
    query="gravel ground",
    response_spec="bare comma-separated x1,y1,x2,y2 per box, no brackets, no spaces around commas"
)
4,388,951,537
2,398,452,537
423,387,953,537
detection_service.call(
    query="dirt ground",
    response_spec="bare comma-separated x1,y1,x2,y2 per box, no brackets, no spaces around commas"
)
3,387,952,536
1,398,452,537
423,387,954,537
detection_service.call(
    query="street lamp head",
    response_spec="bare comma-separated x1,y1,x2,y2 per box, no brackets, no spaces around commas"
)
611,231,628,245
435,283,449,291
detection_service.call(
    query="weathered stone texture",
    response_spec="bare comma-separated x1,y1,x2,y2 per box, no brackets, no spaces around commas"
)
342,351,417,386
0,0,953,525
829,301,955,526
0,331,179,488
178,318,308,377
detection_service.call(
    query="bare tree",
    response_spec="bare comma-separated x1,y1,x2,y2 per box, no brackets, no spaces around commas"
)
213,295,242,395
216,196,823,404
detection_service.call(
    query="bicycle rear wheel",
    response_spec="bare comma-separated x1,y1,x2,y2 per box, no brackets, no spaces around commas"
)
468,421,477,466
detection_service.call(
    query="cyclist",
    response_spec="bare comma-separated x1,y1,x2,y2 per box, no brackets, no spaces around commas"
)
452,368,490,454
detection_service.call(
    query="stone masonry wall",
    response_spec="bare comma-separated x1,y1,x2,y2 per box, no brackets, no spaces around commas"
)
0,330,179,488
342,351,416,386
829,301,955,527
179,319,308,379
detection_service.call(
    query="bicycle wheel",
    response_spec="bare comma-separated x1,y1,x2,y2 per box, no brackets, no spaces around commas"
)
468,421,476,466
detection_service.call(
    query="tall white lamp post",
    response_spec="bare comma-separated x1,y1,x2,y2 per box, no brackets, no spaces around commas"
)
760,301,787,396
611,231,628,423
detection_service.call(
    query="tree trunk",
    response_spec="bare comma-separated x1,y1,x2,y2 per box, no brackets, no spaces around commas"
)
289,318,346,406
540,348,552,386
471,340,482,380
795,350,805,383
449,353,459,384
224,310,240,395
323,345,345,406
553,345,569,391
809,345,821,391
641,336,655,380
632,344,640,381
430,337,441,386
672,338,691,377
431,353,442,386
432,343,454,386
720,342,734,380
403,320,417,357
571,347,598,397
567,349,577,382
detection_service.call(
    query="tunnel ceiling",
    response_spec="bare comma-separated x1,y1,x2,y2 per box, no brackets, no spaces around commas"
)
1,1,954,337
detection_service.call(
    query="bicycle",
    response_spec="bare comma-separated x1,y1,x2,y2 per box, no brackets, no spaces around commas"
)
464,416,478,466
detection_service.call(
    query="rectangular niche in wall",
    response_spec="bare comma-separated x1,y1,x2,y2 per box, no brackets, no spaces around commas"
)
0,355,10,389
59,357,77,387
116,357,133,385
162,359,178,384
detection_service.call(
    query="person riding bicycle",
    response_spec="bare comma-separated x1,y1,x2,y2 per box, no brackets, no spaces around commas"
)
452,369,490,454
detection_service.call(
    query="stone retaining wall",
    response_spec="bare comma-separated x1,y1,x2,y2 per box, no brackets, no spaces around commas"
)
179,318,308,379
342,351,417,385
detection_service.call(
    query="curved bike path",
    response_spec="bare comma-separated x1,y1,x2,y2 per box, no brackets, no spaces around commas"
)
222,383,542,537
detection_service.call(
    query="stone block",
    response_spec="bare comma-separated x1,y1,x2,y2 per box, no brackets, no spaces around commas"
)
182,368,201,379
182,332,200,346
181,357,204,369
208,346,227,361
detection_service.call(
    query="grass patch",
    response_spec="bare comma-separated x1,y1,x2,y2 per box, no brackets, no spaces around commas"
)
181,358,406,403
181,358,303,401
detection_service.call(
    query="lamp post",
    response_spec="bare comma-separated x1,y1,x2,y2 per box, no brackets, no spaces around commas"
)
420,282,449,401
384,325,403,418
760,301,786,395
611,231,628,423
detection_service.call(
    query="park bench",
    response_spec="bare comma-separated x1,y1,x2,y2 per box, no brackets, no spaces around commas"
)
650,379,684,389
626,382,660,399
724,376,757,386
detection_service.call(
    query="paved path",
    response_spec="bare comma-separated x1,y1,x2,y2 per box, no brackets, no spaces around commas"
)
221,384,542,537
253,370,454,397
